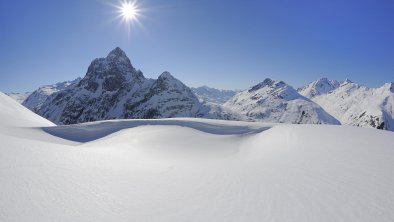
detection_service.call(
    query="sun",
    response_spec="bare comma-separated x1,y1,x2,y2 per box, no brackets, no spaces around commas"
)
111,0,143,35
115,0,141,24
121,1,137,21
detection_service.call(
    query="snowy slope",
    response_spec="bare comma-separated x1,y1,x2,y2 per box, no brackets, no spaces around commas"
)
224,78,340,124
302,79,394,131
298,77,340,98
5,92,31,104
22,77,81,111
1,98,394,221
0,92,54,127
191,85,237,104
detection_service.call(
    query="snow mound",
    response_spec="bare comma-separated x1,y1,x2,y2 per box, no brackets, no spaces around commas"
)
2,79,394,221
1,115,394,221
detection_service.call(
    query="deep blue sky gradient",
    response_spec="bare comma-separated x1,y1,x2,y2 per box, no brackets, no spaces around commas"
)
0,0,393,92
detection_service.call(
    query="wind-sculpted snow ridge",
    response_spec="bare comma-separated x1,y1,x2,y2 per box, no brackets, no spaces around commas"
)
43,118,272,142
300,78,394,131
224,78,340,124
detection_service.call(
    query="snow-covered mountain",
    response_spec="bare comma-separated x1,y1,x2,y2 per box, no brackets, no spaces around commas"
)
5,92,31,104
23,78,81,111
298,77,340,98
191,86,237,104
302,79,394,131
224,78,340,124
37,47,203,125
13,48,391,130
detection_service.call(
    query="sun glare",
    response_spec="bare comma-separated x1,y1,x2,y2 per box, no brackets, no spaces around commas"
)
112,0,143,35
121,2,137,21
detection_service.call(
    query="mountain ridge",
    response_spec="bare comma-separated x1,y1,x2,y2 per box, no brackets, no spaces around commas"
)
4,47,393,131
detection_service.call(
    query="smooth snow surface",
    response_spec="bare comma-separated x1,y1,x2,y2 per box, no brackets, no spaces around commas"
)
1,92,394,221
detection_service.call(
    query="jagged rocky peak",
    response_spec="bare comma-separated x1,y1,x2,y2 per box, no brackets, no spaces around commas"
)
35,49,204,124
78,47,145,92
248,78,285,92
158,71,175,80
341,78,353,85
314,77,339,86
107,47,128,60
154,71,188,91
382,82,394,92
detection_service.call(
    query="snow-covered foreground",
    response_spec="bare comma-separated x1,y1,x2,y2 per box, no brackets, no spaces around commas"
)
1,92,394,221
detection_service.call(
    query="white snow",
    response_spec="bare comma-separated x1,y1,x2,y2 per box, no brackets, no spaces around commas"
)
224,78,340,124
303,80,394,130
298,77,340,98
1,90,394,221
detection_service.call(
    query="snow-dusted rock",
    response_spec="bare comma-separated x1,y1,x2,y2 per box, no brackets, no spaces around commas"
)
224,78,340,124
123,71,202,119
37,48,203,124
23,78,81,111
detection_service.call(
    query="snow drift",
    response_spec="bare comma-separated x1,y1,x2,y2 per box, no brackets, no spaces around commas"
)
1,90,394,221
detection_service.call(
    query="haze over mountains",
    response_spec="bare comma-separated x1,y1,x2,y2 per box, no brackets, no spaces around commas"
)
5,47,394,131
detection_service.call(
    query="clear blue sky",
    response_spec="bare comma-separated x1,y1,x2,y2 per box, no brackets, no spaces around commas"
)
0,0,393,92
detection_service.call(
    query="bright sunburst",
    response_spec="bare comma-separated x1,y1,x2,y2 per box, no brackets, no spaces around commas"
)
113,0,142,32
120,1,138,21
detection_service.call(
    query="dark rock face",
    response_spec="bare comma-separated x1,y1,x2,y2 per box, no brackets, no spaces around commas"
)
37,48,203,125
123,72,201,119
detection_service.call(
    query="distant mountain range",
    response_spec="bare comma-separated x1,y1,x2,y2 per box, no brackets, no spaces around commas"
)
5,47,394,131
5,92,31,104
223,79,340,124
191,86,237,104
298,78,394,130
